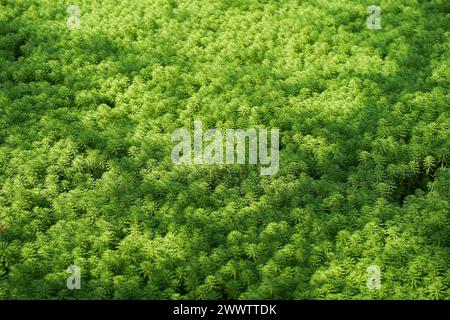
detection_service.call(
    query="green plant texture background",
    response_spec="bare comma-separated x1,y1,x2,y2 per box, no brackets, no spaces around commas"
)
0,0,449,299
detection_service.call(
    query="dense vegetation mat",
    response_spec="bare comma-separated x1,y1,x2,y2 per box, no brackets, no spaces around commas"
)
0,0,448,299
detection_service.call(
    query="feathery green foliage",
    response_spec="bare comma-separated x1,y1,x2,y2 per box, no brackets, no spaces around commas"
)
0,0,449,299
